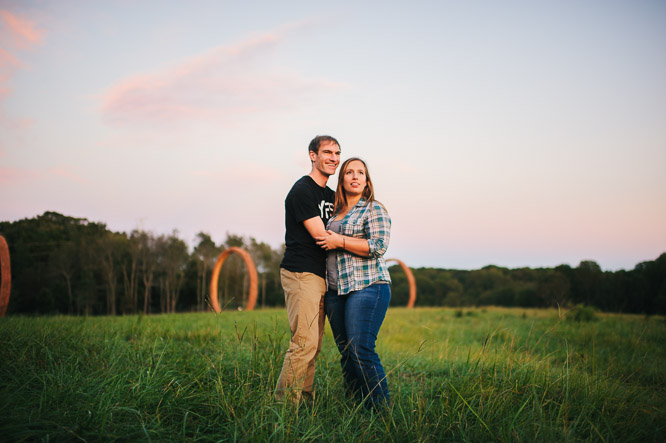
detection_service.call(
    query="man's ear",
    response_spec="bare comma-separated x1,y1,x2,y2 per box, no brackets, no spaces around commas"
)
309,149,317,163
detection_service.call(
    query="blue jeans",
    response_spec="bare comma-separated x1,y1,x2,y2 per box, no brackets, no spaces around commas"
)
324,283,391,407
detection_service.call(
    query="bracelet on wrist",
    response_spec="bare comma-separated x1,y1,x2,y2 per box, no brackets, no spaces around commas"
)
342,237,346,250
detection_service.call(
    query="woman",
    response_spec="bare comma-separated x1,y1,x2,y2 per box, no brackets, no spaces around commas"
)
315,157,392,409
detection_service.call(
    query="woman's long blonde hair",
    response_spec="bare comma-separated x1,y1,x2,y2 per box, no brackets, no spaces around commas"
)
334,157,375,214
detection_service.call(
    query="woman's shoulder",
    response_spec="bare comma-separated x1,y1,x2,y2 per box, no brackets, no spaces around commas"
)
360,200,389,222
349,199,389,220
356,198,387,209
369,200,388,214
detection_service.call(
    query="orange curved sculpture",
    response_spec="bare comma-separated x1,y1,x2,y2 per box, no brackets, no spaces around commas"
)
387,258,416,308
209,246,258,312
0,235,10,317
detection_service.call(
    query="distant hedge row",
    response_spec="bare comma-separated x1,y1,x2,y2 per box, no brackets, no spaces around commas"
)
1,212,665,315
390,256,666,314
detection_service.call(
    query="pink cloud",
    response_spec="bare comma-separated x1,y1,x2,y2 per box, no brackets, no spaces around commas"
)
0,10,44,47
0,166,87,185
0,47,21,103
0,167,38,185
49,167,88,185
0,46,22,69
99,25,346,129
0,9,45,126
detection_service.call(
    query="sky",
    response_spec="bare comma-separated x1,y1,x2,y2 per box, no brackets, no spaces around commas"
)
1,0,665,271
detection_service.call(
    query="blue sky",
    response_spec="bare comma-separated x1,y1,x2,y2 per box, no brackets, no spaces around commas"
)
1,0,665,270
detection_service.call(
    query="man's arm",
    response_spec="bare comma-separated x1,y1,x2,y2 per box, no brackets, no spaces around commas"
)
303,216,328,239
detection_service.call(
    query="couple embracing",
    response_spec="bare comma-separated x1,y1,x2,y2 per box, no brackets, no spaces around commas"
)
275,135,392,410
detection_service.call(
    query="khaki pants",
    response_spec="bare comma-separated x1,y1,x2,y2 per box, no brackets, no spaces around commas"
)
275,269,326,404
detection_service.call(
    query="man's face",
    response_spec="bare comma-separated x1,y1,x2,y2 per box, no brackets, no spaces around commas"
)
310,141,341,177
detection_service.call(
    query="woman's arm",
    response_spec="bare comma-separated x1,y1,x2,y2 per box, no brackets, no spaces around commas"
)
365,202,391,258
315,230,370,256
315,202,390,257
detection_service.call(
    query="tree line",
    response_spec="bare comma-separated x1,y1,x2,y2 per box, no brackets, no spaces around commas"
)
1,212,664,315
0,212,283,315
389,258,666,314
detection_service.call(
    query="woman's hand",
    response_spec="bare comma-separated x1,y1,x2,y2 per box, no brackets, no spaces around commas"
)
315,230,343,251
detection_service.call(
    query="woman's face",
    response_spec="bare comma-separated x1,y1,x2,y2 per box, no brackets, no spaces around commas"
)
342,160,367,197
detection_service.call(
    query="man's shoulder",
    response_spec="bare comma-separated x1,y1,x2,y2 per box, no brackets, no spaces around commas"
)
286,176,312,196
287,176,333,197
294,175,323,190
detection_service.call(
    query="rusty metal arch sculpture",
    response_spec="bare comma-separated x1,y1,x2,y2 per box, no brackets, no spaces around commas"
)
387,258,416,308
0,235,10,317
209,246,258,312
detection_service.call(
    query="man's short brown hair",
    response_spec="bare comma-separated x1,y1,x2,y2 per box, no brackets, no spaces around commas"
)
308,135,340,154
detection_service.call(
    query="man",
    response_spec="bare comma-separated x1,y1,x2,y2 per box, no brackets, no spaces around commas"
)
276,135,341,404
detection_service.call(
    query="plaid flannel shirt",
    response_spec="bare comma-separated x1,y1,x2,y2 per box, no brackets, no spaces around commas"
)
327,199,391,295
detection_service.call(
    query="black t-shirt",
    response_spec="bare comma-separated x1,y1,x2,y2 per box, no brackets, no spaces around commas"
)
280,175,335,278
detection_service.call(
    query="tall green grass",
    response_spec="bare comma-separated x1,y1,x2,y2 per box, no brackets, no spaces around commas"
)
1,308,664,441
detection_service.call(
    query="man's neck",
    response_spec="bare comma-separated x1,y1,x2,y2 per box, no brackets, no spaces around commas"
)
308,169,329,187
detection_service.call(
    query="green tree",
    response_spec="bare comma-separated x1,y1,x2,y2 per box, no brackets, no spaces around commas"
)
219,234,247,309
98,231,126,315
538,270,570,307
442,276,464,306
48,241,77,314
574,260,603,306
248,237,281,308
156,232,188,313
193,232,220,311
136,231,157,314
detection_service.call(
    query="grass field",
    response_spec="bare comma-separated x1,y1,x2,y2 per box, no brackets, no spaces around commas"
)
1,307,665,441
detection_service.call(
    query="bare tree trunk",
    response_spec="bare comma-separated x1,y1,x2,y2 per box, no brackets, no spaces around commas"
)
201,267,207,311
99,241,118,316
65,274,73,315
196,263,202,311
131,260,137,313
104,262,117,316
243,273,248,308
143,273,153,314
122,258,139,314
106,278,117,315
170,274,183,313
261,274,266,308
224,270,229,310
159,279,166,313
167,280,172,314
